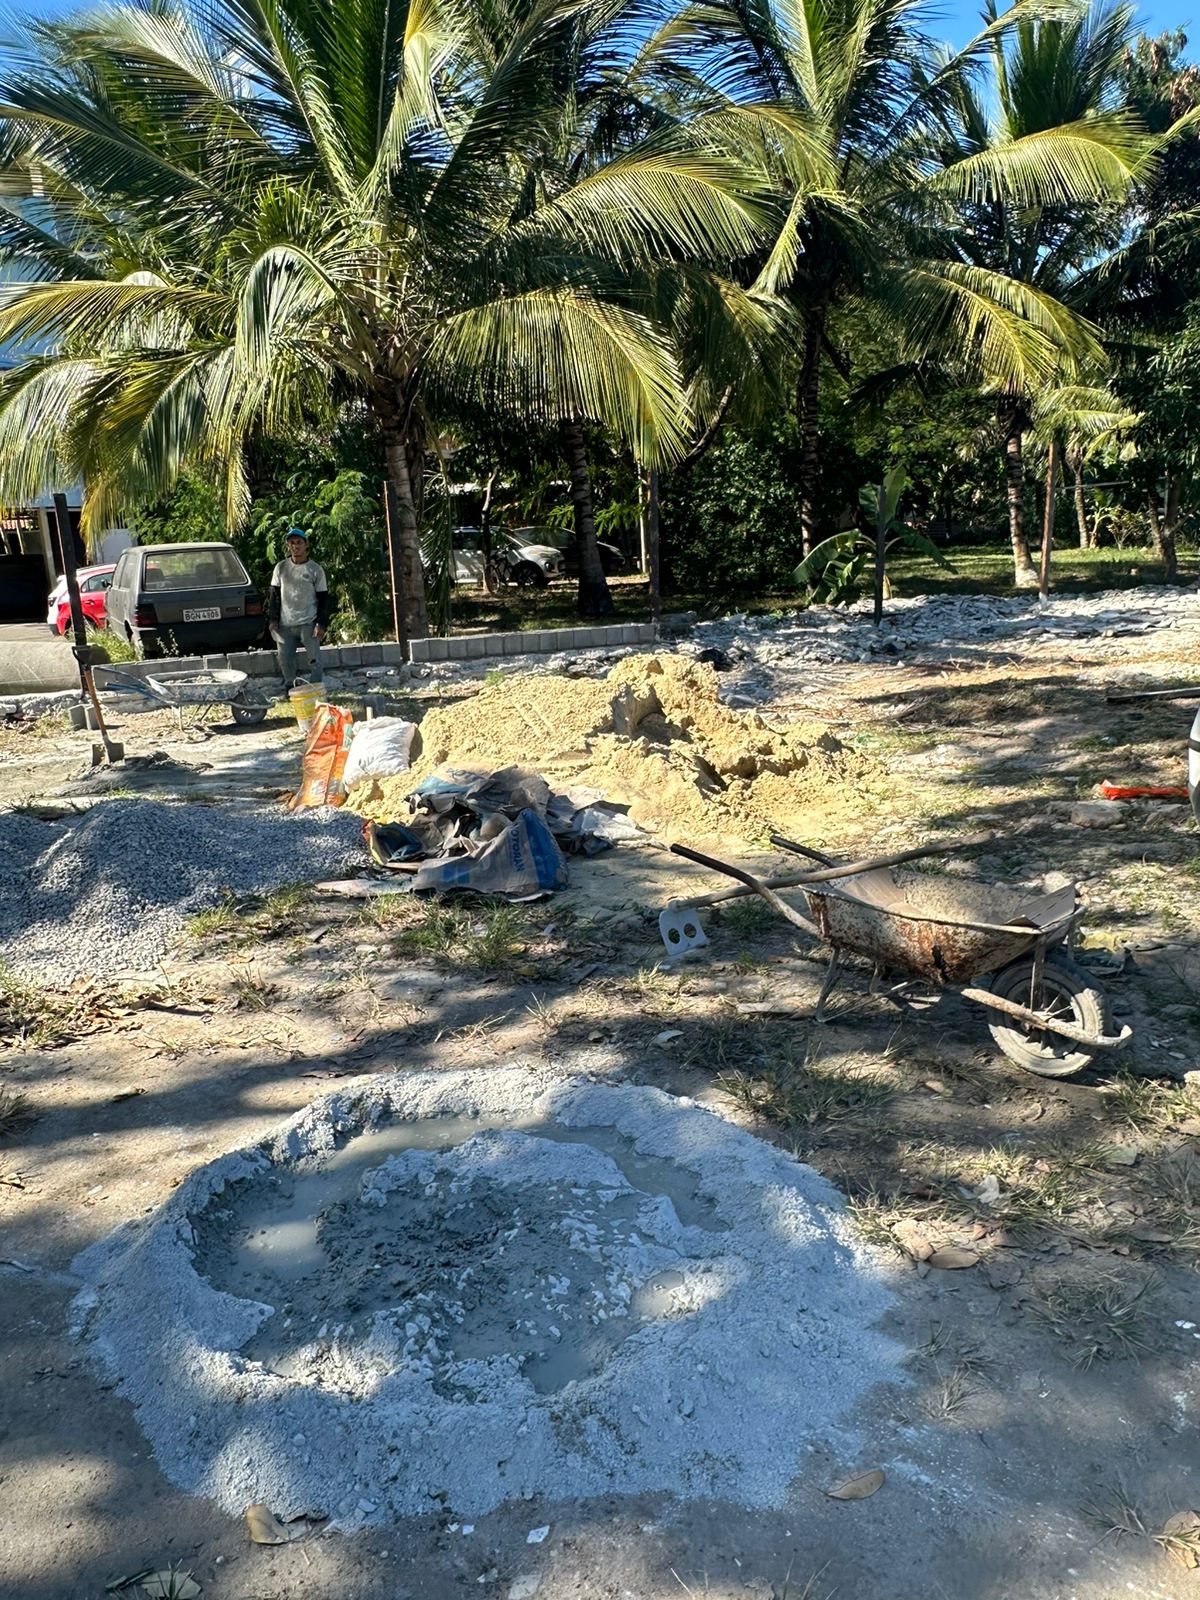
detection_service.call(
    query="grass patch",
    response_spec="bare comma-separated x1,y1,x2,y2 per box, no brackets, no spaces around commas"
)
230,973,281,1011
0,1086,34,1136
389,900,529,972
1082,1480,1148,1541
712,897,778,940
187,884,308,946
721,1051,894,1130
1028,1272,1157,1367
0,964,94,1050
84,622,136,663
1101,1072,1200,1132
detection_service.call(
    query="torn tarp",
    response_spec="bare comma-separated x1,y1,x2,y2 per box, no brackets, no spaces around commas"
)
360,764,644,898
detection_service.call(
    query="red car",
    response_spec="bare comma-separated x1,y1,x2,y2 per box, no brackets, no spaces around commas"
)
47,564,116,635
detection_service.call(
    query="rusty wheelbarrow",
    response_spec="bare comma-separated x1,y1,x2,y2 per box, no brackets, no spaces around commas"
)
660,833,1131,1078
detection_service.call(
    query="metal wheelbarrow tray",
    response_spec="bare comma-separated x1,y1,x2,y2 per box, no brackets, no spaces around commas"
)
99,665,270,731
663,837,1131,1078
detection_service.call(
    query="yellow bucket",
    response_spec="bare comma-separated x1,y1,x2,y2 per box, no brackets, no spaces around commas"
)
289,683,322,734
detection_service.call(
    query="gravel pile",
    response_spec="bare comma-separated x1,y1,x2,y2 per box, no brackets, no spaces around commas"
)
0,798,367,984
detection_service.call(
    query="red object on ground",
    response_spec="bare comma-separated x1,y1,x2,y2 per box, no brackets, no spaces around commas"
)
54,563,115,635
1100,780,1189,800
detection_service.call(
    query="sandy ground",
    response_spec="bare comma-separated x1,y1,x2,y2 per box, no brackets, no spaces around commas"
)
2,627,1200,1600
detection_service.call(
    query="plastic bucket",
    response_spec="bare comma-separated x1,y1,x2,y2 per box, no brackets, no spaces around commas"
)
289,683,322,734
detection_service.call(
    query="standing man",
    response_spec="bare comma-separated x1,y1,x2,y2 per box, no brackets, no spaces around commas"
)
270,527,331,688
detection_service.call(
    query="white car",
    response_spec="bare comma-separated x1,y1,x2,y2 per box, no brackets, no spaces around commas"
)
451,528,563,588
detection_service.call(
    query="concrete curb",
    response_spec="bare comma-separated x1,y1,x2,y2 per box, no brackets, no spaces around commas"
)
409,622,656,662
90,619,678,690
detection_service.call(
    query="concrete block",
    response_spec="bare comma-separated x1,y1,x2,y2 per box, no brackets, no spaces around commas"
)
226,652,256,675
68,703,90,731
500,632,527,656
203,654,228,672
379,642,405,665
247,652,278,677
427,638,449,662
409,638,430,663
463,636,486,660
546,630,572,653
358,644,384,667
475,634,503,659
338,645,362,669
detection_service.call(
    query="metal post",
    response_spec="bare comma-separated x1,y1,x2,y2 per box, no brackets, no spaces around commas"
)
1039,439,1059,600
647,466,661,637
52,493,122,762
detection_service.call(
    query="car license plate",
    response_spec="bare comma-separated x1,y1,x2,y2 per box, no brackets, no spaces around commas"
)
183,607,221,622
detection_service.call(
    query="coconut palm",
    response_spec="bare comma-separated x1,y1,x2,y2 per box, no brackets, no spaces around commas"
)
928,0,1153,582
635,0,1150,568
0,0,769,638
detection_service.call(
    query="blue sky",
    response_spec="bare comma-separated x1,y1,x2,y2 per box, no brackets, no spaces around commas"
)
933,0,1193,47
9,0,1199,52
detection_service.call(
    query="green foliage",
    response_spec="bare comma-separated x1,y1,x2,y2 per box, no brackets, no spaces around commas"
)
247,466,392,642
792,473,952,605
662,418,806,593
128,476,225,549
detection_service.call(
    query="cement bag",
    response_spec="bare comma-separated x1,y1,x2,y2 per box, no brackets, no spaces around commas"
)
343,717,417,788
411,809,568,900
289,703,354,809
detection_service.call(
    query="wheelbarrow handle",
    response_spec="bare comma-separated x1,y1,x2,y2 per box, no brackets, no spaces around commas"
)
674,831,997,890
668,844,819,937
959,986,1133,1050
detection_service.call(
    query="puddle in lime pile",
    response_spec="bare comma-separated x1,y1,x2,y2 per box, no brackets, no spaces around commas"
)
194,1111,729,1395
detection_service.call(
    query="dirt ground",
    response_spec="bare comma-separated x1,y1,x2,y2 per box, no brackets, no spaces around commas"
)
3,628,1200,1600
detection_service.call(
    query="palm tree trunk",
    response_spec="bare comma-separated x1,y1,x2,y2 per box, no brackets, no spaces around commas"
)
1004,413,1037,585
1069,449,1090,548
383,431,430,642
796,315,821,558
563,419,613,618
1147,482,1179,582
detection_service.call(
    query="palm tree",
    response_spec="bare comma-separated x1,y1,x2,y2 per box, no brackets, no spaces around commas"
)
637,0,1150,567
0,0,767,639
930,0,1151,582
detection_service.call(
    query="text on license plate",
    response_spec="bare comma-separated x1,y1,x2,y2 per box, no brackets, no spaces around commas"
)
183,607,221,622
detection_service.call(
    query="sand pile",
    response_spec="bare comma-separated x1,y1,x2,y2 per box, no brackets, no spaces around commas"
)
353,655,871,842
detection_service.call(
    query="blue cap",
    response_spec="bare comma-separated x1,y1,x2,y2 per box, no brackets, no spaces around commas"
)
286,526,307,541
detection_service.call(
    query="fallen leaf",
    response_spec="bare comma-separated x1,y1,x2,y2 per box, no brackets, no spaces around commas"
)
1174,1117,1200,1137
105,1569,154,1593
826,1468,885,1501
0,1173,26,1189
922,1079,946,1094
653,1029,683,1045
1022,1102,1046,1122
244,1503,290,1545
1101,1146,1139,1168
141,1573,200,1599
927,1247,980,1270
891,1221,933,1261
1159,1510,1200,1569
110,1088,146,1104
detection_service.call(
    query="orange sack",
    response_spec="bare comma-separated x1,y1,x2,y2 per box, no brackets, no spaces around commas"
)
289,703,354,809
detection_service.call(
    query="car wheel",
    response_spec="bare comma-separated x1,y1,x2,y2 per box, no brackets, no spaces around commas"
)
514,562,548,589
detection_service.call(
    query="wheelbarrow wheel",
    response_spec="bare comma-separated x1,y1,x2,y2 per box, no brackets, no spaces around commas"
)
985,956,1108,1078
231,686,269,725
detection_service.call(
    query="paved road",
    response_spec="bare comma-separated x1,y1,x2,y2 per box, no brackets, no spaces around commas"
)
0,621,79,695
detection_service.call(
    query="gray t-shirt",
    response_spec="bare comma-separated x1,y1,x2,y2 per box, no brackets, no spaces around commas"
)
272,557,327,627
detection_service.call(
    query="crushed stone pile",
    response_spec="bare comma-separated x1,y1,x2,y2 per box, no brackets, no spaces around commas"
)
71,1066,900,1528
353,654,874,842
0,798,367,984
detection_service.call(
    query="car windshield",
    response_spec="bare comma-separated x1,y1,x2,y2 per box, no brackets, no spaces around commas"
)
142,548,247,591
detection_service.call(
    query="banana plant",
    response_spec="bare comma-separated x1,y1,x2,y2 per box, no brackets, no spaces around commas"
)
792,468,952,617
